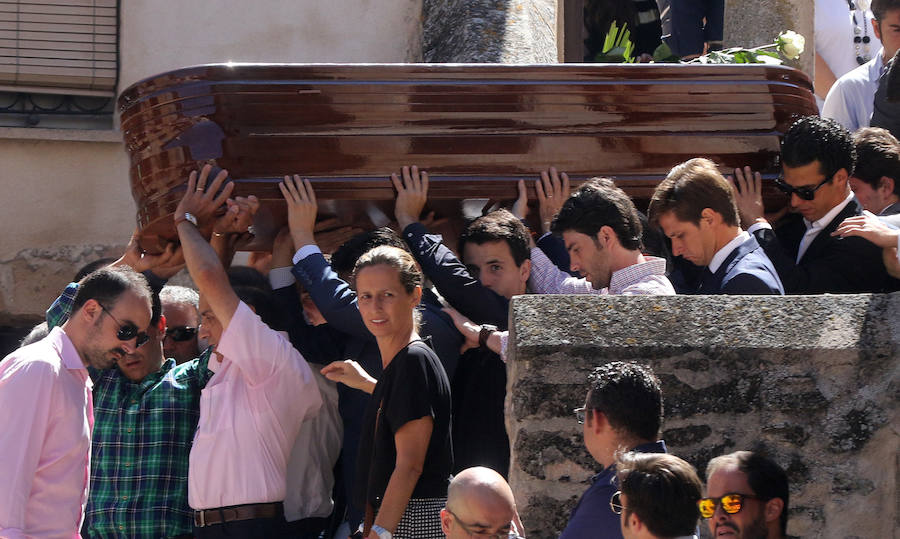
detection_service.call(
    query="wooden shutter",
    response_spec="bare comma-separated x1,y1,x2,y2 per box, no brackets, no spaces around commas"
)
0,0,117,97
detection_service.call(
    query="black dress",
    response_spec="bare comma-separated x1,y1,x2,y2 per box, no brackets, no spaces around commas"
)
355,340,452,538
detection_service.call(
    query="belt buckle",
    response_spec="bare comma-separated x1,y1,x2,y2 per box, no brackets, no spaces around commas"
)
198,510,206,528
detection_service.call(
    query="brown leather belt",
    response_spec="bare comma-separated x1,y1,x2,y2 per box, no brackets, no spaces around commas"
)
193,501,283,527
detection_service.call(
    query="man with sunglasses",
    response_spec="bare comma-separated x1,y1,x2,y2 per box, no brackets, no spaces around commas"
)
440,467,524,538
701,451,789,539
0,265,152,538
560,362,667,539
732,115,894,293
612,452,702,539
160,285,202,364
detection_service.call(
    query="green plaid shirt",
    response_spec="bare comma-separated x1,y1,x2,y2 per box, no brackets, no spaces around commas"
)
49,283,213,538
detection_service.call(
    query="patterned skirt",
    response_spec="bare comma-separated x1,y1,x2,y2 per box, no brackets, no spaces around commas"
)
393,497,446,538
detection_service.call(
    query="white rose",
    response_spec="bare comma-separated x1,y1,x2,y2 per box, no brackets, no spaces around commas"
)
777,30,805,60
857,0,872,11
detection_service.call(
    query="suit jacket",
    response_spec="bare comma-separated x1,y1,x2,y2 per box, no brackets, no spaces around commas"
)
696,235,784,295
752,196,890,293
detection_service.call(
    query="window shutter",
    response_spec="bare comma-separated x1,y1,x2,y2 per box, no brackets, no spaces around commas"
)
0,0,117,97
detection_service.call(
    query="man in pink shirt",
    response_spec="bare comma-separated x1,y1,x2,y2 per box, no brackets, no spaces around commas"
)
0,266,153,538
174,165,322,538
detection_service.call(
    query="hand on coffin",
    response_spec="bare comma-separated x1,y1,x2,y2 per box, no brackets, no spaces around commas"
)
537,167,571,234
511,179,530,220
392,165,429,231
113,227,179,274
832,211,900,248
320,360,377,394
174,164,235,229
213,195,260,237
279,175,318,249
728,166,765,228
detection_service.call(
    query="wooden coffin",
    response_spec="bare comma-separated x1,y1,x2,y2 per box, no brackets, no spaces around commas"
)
118,63,818,252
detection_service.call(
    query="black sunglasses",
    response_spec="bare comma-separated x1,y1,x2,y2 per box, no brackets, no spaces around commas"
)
165,326,198,342
99,303,150,348
774,176,831,201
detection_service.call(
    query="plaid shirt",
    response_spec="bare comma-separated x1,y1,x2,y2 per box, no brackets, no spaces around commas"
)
48,283,213,538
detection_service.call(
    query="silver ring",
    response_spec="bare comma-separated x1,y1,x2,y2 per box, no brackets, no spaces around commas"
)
247,225,256,235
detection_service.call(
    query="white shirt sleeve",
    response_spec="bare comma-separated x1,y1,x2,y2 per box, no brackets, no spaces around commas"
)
292,244,323,265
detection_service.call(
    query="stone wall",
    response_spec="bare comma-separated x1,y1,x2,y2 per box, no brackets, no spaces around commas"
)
724,0,814,76
506,294,899,538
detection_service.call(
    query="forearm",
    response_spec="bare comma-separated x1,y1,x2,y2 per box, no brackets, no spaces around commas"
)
179,223,229,290
374,462,423,533
209,232,236,269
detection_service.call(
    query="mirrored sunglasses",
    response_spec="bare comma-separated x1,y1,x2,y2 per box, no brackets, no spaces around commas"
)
610,490,626,515
697,493,760,519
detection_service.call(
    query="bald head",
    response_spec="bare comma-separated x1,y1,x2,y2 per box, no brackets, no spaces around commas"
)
442,467,518,537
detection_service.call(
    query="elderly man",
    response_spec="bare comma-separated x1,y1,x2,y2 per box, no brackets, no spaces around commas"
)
441,467,523,538
702,451,789,539
160,285,202,363
560,362,668,539
648,158,783,294
613,452,702,539
176,165,322,538
0,265,152,538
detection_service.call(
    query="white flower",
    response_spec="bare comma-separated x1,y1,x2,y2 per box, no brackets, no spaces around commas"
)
777,30,805,60
857,0,872,11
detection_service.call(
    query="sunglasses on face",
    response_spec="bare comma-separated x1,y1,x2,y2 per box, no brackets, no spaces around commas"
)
610,491,626,515
697,493,760,519
774,176,830,201
99,303,150,348
574,406,588,424
446,509,521,538
165,326,198,342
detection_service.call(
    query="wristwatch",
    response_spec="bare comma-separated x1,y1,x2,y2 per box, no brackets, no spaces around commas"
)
371,524,392,539
479,324,498,348
174,212,198,227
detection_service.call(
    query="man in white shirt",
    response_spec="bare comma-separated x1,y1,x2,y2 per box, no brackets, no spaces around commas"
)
648,158,783,294
823,0,900,131
732,116,893,293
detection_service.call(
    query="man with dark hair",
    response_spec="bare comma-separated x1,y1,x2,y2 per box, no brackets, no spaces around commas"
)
614,453,702,539
850,127,900,215
529,177,674,295
392,165,530,479
702,451,789,539
732,115,893,293
560,362,668,539
823,0,900,131
176,165,322,538
649,158,783,294
0,264,152,538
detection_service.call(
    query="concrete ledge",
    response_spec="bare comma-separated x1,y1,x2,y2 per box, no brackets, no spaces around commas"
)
0,127,123,143
507,294,899,538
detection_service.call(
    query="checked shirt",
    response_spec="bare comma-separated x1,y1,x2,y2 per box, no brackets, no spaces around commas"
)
48,282,213,538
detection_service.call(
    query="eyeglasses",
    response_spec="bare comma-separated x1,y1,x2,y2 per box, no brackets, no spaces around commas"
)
165,326,198,342
99,303,150,348
774,176,831,201
610,491,626,515
697,493,760,519
574,406,590,424
446,509,522,538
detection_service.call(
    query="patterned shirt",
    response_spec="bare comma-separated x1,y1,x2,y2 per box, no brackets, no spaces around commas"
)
48,283,212,538
528,247,675,296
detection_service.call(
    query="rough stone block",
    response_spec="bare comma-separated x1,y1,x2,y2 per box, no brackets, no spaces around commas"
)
507,294,899,538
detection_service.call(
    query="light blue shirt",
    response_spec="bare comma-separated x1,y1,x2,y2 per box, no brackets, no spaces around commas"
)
823,49,885,132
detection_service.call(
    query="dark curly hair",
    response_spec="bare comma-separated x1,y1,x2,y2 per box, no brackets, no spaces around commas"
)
552,178,643,251
458,209,531,267
586,361,663,440
782,116,856,181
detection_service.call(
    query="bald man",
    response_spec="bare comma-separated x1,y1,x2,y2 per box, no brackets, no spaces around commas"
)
441,467,524,538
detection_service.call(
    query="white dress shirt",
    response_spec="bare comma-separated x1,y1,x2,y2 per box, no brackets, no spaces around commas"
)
708,231,751,273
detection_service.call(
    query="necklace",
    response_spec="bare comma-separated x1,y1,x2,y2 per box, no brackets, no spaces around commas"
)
848,0,872,65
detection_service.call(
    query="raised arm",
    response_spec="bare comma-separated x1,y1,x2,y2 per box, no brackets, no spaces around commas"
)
173,165,240,330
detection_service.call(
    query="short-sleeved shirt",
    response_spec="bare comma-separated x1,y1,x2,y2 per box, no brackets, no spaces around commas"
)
355,340,452,509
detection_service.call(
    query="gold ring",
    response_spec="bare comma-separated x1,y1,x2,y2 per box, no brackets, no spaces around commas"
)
196,188,204,192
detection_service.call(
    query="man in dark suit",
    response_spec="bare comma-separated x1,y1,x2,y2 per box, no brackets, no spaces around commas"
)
648,157,783,294
732,116,894,294
849,127,900,216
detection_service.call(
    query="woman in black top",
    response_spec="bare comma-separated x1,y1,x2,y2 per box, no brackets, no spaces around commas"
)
322,245,452,539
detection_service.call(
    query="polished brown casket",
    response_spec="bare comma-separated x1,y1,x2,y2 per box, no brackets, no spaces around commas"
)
118,63,817,252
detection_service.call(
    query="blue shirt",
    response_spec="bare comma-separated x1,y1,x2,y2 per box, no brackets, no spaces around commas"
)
559,440,667,539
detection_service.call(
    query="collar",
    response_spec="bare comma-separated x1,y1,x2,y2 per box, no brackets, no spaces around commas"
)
708,231,750,273
53,327,93,389
591,440,668,483
804,192,855,231
608,256,668,294
875,48,886,76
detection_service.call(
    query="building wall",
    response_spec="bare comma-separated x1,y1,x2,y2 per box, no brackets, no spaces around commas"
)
0,0,424,333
